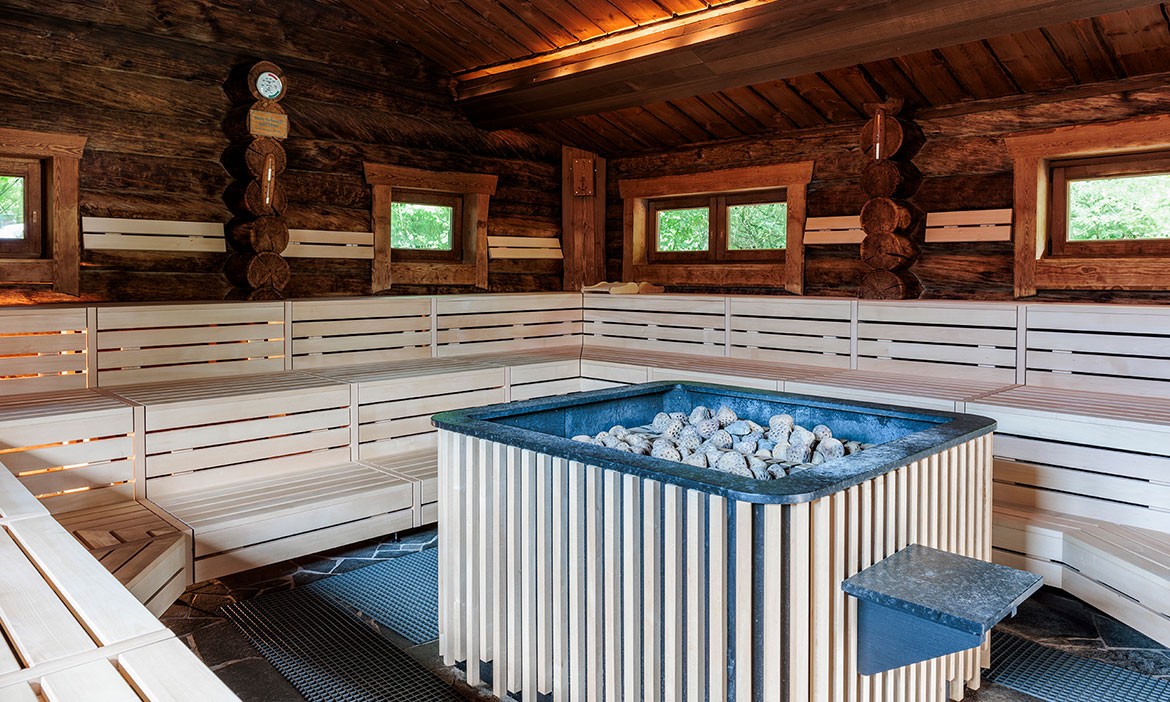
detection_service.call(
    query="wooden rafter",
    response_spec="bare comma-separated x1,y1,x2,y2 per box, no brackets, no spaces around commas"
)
450,0,1161,129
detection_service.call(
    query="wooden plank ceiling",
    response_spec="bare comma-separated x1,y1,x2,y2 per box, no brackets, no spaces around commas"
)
337,1,1170,154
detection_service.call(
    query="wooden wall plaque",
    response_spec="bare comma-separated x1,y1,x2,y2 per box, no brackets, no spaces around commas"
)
247,110,289,139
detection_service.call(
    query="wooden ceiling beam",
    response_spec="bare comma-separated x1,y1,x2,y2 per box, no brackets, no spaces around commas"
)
452,0,1160,129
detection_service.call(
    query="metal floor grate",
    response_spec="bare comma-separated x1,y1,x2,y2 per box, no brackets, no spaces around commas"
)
308,547,439,645
987,630,1170,702
223,585,462,702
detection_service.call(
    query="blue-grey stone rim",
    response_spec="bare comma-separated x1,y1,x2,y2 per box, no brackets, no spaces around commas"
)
432,381,996,505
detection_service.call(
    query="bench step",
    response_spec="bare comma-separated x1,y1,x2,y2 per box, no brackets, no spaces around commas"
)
843,544,1042,675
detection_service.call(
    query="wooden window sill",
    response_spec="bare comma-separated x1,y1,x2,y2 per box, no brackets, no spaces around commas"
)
391,262,477,287
628,261,787,288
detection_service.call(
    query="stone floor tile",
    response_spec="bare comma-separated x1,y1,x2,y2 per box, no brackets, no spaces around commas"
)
965,682,1043,701
212,657,307,702
1094,612,1168,651
192,620,269,669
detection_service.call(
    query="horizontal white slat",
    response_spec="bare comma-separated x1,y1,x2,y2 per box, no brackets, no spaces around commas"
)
82,218,224,237
925,209,1012,227
84,233,226,253
804,209,1012,244
488,236,561,248
285,230,374,259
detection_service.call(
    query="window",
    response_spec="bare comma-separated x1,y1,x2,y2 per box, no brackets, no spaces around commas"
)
1006,113,1170,296
650,189,787,262
0,127,85,295
619,162,812,292
390,189,462,261
364,163,497,291
0,158,43,258
1049,152,1170,257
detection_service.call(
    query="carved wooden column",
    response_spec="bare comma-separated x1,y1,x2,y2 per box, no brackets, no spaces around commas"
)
223,61,291,300
858,99,925,299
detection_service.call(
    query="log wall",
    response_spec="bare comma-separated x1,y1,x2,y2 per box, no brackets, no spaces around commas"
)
607,80,1170,301
0,0,562,303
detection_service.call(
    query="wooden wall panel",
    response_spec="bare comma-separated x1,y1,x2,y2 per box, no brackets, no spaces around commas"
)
607,81,1170,300
0,0,561,303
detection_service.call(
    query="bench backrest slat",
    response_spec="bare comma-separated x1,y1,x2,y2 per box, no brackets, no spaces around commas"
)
436,293,582,357
583,294,726,355
0,308,89,395
0,391,134,514
856,301,1019,384
290,297,433,369
1025,304,1170,397
95,302,285,386
728,297,852,368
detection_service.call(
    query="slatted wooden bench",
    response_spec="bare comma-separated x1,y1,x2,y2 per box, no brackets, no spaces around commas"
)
107,372,416,583
967,303,1170,646
313,357,508,527
0,468,236,701
0,306,89,396
581,294,850,390
0,389,191,616
787,301,1020,411
288,296,433,370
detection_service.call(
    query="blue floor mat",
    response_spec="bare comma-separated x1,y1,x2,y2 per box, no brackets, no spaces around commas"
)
307,546,439,645
987,630,1170,702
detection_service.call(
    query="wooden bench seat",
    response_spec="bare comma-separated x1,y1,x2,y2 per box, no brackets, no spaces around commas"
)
992,505,1170,645
0,389,191,615
107,372,416,583
788,369,1012,412
364,448,441,527
460,345,582,401
580,344,836,390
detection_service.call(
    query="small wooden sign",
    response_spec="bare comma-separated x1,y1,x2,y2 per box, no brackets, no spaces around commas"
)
572,158,594,196
248,109,289,139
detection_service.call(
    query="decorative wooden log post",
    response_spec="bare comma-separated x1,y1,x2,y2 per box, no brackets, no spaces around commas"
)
858,99,924,300
223,61,291,300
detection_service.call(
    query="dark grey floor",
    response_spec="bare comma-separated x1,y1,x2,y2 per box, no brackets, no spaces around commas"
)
162,532,1168,702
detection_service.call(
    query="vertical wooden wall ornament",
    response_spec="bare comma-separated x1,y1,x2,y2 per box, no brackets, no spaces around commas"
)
562,146,606,290
858,99,925,300
222,61,292,300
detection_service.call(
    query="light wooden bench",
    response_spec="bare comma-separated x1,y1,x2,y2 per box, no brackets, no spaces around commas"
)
288,296,433,370
0,306,89,396
0,468,237,701
94,301,286,386
788,301,1020,411
314,357,509,527
0,389,191,616
108,372,416,583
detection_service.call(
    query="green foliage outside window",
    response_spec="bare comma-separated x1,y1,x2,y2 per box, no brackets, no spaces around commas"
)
1068,174,1170,241
0,176,24,239
729,202,787,250
391,202,453,250
657,207,709,251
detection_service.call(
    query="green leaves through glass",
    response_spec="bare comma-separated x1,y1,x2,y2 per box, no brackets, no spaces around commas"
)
656,207,709,252
0,175,26,241
1068,173,1170,242
728,202,787,250
391,201,454,250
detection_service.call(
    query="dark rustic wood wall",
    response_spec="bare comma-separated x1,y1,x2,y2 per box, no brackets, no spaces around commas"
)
606,79,1170,301
0,0,561,303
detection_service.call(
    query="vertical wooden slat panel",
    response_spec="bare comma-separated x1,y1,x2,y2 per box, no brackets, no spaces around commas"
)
811,496,831,700
708,494,727,702
789,501,811,702
859,480,873,702
762,503,784,702
491,441,509,700
870,474,886,701
845,485,860,702
663,484,684,702
622,473,643,701
643,480,663,702
586,464,604,702
538,453,554,695
734,500,753,702
603,471,621,702
521,449,538,696
830,491,846,702
553,457,569,698
568,461,587,702
463,436,482,686
686,491,707,702
438,430,450,663
506,446,523,695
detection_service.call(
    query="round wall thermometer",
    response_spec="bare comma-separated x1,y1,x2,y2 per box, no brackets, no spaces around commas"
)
246,61,286,102
255,71,284,100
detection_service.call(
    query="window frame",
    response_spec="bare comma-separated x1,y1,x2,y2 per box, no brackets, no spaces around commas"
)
619,162,813,293
364,163,497,292
1048,151,1170,258
390,188,464,262
0,158,43,258
648,188,789,264
1006,113,1170,296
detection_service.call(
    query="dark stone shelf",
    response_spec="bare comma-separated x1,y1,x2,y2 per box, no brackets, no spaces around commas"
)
842,544,1044,675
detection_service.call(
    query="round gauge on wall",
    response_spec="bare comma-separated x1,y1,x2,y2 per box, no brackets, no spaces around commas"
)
246,61,287,102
